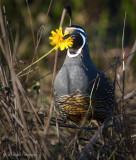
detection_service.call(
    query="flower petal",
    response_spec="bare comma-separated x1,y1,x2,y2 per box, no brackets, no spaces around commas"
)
49,27,74,51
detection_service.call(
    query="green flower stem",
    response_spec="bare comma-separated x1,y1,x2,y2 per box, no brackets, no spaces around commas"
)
18,66,38,78
17,47,55,77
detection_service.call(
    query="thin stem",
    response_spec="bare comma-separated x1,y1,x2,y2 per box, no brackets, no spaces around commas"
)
113,33,118,91
17,47,55,77
122,12,127,72
18,66,38,78
122,12,127,99
44,8,67,135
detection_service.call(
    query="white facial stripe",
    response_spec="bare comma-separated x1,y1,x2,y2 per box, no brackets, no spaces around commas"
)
67,33,86,58
72,27,86,35
80,32,86,48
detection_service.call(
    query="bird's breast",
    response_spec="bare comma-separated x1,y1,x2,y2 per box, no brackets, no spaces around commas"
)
54,62,95,95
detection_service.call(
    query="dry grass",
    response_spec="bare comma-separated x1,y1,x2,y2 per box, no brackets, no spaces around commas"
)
0,4,136,160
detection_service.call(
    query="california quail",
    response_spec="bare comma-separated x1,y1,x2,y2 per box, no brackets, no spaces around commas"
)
54,25,115,123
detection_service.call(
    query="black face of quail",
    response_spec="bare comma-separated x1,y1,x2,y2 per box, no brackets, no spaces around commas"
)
54,25,115,123
63,25,88,57
64,25,87,54
68,33,83,53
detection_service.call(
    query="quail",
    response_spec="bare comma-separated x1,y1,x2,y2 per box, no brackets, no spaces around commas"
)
54,25,115,123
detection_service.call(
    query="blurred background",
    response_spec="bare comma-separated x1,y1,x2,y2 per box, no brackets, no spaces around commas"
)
0,1,136,159
1,0,136,101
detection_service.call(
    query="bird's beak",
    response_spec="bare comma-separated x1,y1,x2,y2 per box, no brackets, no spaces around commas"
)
64,27,77,40
63,33,72,40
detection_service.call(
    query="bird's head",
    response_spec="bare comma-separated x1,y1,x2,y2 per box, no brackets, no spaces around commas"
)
64,25,88,58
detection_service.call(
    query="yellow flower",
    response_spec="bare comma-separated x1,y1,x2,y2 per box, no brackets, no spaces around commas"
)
49,27,74,51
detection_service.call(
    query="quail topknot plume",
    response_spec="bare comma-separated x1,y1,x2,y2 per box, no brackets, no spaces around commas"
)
54,25,115,123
